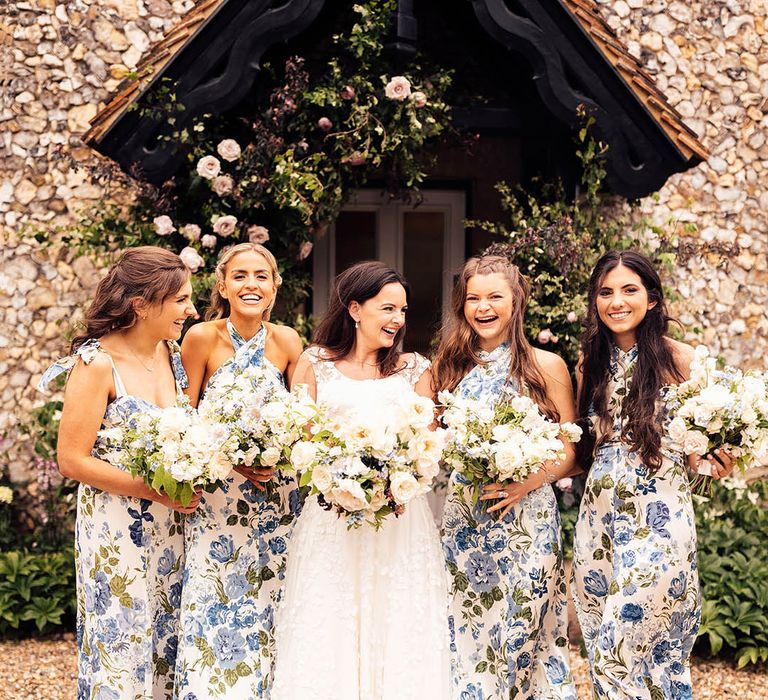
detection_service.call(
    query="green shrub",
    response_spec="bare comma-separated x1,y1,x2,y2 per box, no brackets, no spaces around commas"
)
695,478,768,667
0,550,76,637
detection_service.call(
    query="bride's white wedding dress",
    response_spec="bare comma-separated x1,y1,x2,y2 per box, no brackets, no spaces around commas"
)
271,348,451,700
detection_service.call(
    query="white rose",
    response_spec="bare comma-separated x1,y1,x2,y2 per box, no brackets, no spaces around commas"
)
291,441,318,472
389,471,420,505
208,451,234,480
493,441,525,480
384,75,411,101
179,246,204,273
683,430,710,456
247,225,270,244
212,214,238,237
667,416,688,446
331,478,368,512
217,138,242,161
212,174,234,196
369,485,387,511
153,214,175,236
201,234,217,249
196,155,221,179
411,90,427,108
311,464,333,492
180,223,201,241
260,446,281,467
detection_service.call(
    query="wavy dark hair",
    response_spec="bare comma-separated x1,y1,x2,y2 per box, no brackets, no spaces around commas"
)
578,250,684,470
312,261,410,377
71,246,190,352
431,255,558,420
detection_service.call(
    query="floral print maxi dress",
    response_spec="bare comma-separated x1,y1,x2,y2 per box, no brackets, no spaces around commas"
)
572,345,699,700
441,344,576,700
39,339,188,700
174,321,302,700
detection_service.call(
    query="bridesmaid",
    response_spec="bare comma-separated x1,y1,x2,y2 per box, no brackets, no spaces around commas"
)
432,255,578,700
572,250,733,699
174,242,303,699
39,246,199,700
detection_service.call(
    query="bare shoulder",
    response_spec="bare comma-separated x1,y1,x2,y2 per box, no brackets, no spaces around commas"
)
183,320,221,344
267,321,303,350
67,349,113,389
532,347,569,380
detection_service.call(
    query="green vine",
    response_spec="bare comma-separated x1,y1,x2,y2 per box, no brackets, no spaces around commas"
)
38,1,454,328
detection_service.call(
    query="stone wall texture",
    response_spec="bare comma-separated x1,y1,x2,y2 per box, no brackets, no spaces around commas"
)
1,0,767,483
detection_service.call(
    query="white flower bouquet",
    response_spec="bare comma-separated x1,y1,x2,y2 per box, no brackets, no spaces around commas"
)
99,399,232,506
665,345,768,497
438,389,582,504
197,364,316,479
288,391,445,529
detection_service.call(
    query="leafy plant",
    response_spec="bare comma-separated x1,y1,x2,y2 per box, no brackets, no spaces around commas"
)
0,550,76,636
695,478,768,667
474,106,733,369
36,1,454,326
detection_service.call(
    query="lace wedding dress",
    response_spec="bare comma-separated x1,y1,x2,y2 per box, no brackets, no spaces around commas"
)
270,348,452,700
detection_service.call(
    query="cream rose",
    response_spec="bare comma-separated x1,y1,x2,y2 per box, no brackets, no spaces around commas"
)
153,214,175,236
179,246,204,273
411,90,427,108
196,155,221,179
260,446,281,467
384,75,411,101
216,138,241,161
389,471,420,505
291,441,318,473
212,174,234,196
247,225,270,244
213,214,238,237
311,464,333,493
683,430,710,456
201,234,217,248
331,479,368,512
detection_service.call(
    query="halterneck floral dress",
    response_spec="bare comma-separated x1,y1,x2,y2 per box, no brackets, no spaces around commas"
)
441,343,576,700
173,321,302,700
572,345,699,700
39,339,188,700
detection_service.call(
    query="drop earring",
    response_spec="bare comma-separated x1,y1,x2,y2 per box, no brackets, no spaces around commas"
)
355,321,359,329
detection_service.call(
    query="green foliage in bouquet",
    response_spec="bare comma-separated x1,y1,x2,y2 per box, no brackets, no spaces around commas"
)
36,1,453,327
0,550,76,636
695,478,768,667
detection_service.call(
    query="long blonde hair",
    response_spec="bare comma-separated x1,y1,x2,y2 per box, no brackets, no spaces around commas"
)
206,243,283,321
431,255,558,420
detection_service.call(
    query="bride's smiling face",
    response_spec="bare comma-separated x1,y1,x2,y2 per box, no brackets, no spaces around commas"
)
349,282,408,350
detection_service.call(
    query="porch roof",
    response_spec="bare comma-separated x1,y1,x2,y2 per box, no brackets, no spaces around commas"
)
84,0,708,198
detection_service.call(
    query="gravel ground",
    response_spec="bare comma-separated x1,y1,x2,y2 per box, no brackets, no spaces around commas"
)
0,637,766,699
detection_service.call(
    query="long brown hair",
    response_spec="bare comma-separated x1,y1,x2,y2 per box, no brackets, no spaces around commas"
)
312,261,409,378
431,255,558,420
206,243,283,321
71,246,190,352
578,250,683,470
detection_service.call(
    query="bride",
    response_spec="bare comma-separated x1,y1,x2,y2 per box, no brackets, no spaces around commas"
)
271,261,451,699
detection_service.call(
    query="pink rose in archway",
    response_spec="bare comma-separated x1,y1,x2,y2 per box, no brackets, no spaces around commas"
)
153,215,175,236
385,76,411,101
217,139,241,162
248,225,270,244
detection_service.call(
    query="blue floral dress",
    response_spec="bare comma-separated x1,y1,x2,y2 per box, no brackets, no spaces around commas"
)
441,343,576,700
39,339,188,700
173,321,302,700
572,345,699,700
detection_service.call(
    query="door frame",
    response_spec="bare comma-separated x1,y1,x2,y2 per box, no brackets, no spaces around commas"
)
312,189,466,319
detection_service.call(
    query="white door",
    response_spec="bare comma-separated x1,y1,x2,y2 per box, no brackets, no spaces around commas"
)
312,190,466,353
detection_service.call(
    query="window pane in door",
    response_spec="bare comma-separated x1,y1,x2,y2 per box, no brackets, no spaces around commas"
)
334,211,377,274
403,212,444,355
